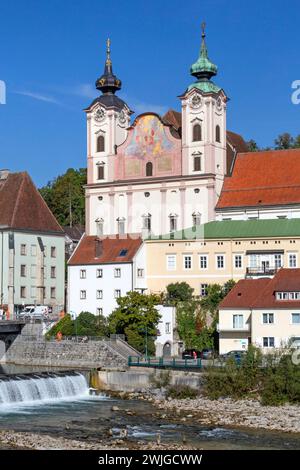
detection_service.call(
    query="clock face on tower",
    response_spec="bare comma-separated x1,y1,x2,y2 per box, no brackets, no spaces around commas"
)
190,94,202,109
94,107,106,122
216,96,222,111
118,109,127,125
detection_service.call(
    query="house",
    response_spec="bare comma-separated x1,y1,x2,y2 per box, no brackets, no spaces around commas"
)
155,305,181,357
0,170,65,316
64,225,85,260
67,235,146,317
218,269,300,354
145,218,300,296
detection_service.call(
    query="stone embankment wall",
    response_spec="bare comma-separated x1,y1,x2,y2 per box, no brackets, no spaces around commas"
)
2,324,128,369
96,367,205,392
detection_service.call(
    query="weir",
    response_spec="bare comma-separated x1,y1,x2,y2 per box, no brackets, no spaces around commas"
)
0,371,89,406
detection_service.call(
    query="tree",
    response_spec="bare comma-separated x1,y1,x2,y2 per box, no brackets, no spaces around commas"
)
166,282,194,304
39,167,87,226
108,291,161,354
246,139,260,152
46,311,109,338
274,133,294,150
293,135,300,148
176,300,213,351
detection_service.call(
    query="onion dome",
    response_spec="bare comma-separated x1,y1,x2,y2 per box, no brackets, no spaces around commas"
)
95,38,122,94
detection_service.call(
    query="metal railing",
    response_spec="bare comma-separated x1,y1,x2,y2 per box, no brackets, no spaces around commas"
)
128,355,202,369
246,266,279,276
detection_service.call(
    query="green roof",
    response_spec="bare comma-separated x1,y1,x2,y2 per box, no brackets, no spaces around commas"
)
187,81,221,94
147,219,300,241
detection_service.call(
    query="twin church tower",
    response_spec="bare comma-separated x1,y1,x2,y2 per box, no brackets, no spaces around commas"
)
84,25,231,238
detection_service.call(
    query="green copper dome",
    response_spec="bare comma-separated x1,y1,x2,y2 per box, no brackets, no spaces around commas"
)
188,23,221,94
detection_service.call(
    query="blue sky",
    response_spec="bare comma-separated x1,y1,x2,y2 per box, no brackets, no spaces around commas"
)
0,0,299,187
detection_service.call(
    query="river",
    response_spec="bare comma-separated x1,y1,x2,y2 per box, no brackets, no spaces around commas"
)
0,365,300,450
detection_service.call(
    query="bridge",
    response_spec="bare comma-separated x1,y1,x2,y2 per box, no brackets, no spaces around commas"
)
0,320,26,350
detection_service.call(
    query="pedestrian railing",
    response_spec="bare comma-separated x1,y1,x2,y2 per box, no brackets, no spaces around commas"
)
128,355,202,369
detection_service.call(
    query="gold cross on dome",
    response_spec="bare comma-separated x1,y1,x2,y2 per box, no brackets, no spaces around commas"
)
201,21,206,36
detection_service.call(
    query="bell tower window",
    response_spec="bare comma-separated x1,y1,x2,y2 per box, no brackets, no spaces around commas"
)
216,125,221,143
97,163,105,180
117,217,125,235
193,124,202,142
146,162,153,177
169,214,178,233
97,135,105,153
193,155,201,171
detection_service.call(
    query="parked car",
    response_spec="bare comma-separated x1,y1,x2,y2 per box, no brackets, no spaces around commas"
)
219,350,247,364
18,305,49,320
200,349,214,359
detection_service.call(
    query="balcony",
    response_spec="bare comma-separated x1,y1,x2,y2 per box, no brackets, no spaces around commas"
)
246,266,280,277
219,324,250,332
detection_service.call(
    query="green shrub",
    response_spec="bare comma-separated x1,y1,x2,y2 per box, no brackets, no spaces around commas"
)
166,385,198,400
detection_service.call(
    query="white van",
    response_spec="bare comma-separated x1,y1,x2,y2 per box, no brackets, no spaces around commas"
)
18,305,49,319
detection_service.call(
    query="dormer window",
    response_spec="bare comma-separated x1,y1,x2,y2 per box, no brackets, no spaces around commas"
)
276,291,300,300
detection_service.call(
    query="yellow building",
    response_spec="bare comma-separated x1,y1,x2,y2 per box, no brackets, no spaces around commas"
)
145,219,300,296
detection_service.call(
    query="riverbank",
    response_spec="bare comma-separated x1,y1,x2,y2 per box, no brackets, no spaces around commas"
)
143,393,300,434
0,430,195,450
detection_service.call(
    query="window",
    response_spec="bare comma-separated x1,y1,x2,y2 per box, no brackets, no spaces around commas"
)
142,214,151,231
119,249,128,257
51,266,56,279
117,218,125,235
97,165,104,180
146,162,153,176
96,219,104,237
80,290,86,300
80,269,86,279
31,245,37,256
20,286,26,298
20,265,26,277
114,289,121,298
137,269,144,278
96,290,103,299
233,315,244,329
192,212,201,226
30,264,36,278
20,244,26,256
216,255,225,269
274,254,282,269
216,125,221,143
289,253,297,268
114,268,121,278
263,313,274,324
201,284,208,297
51,246,56,258
167,255,176,271
184,255,192,270
199,255,207,269
276,292,289,300
51,287,56,299
263,337,275,348
169,215,178,232
193,123,202,141
31,286,36,298
97,135,105,152
292,313,300,324
96,269,103,278
290,292,300,300
234,255,242,269
165,322,171,334
193,156,201,171
97,307,103,315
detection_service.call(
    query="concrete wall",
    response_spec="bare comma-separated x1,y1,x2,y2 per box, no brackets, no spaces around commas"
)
97,367,204,392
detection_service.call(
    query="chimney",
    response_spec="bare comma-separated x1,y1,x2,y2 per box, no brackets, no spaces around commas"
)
0,169,10,180
95,238,103,258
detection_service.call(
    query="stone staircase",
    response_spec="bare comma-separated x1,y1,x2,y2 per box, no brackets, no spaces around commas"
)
104,338,141,362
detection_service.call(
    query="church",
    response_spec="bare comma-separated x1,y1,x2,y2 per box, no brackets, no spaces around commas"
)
84,25,248,238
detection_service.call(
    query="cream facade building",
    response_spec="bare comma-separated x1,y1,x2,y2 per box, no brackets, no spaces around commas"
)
145,219,300,296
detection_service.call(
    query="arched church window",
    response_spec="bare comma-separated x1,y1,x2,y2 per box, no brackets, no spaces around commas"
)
97,135,105,152
146,162,153,177
193,124,202,142
216,125,221,143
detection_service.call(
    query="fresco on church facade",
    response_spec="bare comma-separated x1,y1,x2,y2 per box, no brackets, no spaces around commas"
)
125,115,173,159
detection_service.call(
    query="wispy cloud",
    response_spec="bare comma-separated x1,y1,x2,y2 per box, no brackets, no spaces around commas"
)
14,90,62,105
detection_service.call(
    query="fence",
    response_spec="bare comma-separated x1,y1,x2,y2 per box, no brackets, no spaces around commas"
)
128,355,202,370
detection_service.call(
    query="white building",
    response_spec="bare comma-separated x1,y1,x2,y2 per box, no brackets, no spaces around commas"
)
154,305,182,357
68,235,146,317
218,269,300,354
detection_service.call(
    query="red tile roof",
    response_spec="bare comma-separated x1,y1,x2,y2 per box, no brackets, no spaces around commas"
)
68,234,143,265
217,149,300,209
220,269,300,310
0,171,63,233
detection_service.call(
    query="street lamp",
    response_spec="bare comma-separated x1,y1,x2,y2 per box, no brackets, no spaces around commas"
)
70,311,78,343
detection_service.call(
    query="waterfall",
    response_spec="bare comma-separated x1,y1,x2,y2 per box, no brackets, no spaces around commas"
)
0,372,89,407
